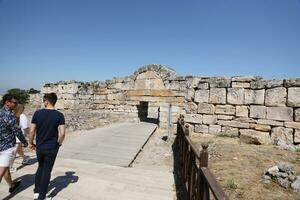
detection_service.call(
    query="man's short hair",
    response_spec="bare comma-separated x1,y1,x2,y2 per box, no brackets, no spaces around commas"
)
43,93,57,105
2,93,18,104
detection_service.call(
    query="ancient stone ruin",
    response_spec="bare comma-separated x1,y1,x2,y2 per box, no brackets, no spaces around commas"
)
30,64,300,148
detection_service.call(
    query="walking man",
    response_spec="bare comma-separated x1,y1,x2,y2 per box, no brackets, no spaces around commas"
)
0,94,28,192
29,93,65,200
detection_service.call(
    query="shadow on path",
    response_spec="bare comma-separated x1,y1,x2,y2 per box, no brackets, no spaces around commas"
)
2,173,35,200
48,171,79,198
172,135,188,200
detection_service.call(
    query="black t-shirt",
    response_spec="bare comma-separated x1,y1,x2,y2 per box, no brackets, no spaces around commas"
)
31,109,65,150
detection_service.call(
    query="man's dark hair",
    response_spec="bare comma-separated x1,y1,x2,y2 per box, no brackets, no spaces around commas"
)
43,93,57,105
2,93,18,104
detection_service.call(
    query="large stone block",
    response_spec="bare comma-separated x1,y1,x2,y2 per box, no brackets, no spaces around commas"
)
257,119,284,127
244,89,265,105
271,127,293,145
232,82,250,88
203,115,217,125
186,89,195,101
284,78,300,87
197,103,215,114
295,108,300,122
198,83,209,89
240,129,272,145
249,124,271,132
266,80,284,88
221,127,239,137
250,105,266,119
287,87,300,107
217,115,234,120
266,107,293,122
209,77,231,88
265,87,286,106
209,125,222,135
218,120,249,128
195,124,209,134
250,80,267,89
236,106,248,117
215,105,235,115
232,76,256,82
227,88,244,105
295,129,300,143
185,102,198,114
209,88,226,104
284,122,300,129
194,90,209,103
184,114,203,124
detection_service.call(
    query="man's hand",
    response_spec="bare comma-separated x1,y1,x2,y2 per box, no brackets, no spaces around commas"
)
28,143,36,151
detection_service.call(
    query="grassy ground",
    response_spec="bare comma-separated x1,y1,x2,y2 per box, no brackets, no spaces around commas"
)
191,134,300,200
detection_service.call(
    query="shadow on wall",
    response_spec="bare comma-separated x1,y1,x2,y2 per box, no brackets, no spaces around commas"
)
137,101,159,124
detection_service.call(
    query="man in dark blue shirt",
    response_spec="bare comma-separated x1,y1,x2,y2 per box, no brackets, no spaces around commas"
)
0,94,28,193
29,93,65,200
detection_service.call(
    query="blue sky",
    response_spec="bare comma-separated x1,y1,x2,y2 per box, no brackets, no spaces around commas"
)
0,0,300,93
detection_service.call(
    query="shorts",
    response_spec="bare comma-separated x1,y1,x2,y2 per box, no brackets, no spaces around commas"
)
0,147,16,167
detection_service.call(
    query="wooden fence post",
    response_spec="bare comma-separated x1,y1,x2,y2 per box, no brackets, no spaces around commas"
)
199,143,209,200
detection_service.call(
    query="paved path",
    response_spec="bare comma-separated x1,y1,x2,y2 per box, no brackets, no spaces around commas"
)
0,123,176,200
60,122,157,166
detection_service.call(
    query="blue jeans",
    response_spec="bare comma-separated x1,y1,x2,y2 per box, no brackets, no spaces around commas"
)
34,147,59,199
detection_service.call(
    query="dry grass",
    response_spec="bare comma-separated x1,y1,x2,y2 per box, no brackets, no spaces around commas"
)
191,134,300,200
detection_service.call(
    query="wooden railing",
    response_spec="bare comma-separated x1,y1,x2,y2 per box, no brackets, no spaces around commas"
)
175,115,229,200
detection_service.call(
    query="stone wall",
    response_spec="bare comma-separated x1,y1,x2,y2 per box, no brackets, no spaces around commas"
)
36,64,300,147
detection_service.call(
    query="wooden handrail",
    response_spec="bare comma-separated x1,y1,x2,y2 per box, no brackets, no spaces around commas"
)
176,115,229,200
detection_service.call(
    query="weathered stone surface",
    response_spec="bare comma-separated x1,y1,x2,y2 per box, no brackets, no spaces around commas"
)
198,82,209,89
250,105,266,119
266,107,293,122
285,78,300,87
203,115,217,125
240,129,271,145
234,117,256,123
215,105,235,115
295,129,300,143
221,127,239,137
209,77,231,88
232,76,256,82
227,88,244,105
185,102,198,114
265,87,286,106
287,87,300,107
194,89,209,103
194,124,209,134
249,124,271,132
197,103,215,114
218,120,249,128
266,80,284,88
284,122,300,129
244,89,265,105
186,89,195,101
232,82,250,88
209,88,226,104
250,80,267,89
291,176,300,190
186,77,201,88
217,115,234,120
295,108,300,122
236,106,248,117
209,125,221,135
257,119,284,127
271,127,294,145
184,114,203,124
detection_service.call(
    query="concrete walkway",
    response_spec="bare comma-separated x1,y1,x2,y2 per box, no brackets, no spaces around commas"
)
60,122,157,167
0,123,176,200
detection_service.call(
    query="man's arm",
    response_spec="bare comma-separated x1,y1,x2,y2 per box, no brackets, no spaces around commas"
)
11,117,28,147
28,123,36,150
58,124,65,145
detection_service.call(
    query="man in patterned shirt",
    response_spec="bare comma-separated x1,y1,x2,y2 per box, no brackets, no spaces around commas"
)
0,94,28,193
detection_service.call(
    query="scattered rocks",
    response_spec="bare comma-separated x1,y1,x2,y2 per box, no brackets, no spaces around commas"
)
262,162,300,191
